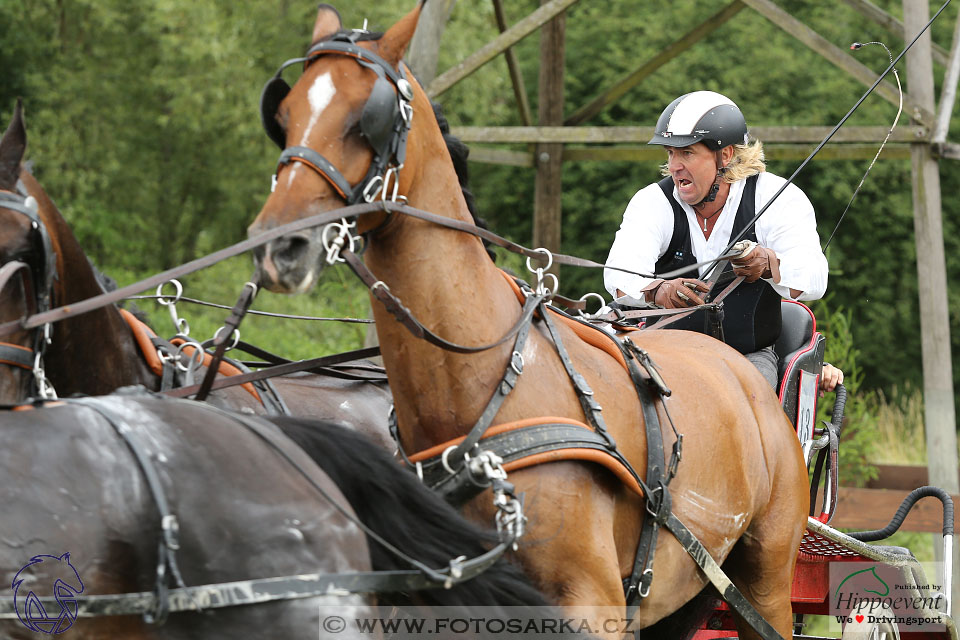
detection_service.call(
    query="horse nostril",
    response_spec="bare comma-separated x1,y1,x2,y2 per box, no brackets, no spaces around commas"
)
271,234,311,271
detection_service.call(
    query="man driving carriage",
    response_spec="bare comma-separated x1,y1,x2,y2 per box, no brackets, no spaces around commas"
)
604,90,833,389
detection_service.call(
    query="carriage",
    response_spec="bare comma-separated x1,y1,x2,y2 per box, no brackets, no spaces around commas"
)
1,2,957,638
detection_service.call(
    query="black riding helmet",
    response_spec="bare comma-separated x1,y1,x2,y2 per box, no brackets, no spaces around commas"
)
648,91,748,150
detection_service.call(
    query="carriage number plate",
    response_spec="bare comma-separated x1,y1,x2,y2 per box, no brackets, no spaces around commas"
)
796,370,818,444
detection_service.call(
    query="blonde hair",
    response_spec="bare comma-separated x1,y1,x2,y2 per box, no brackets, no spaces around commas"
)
658,139,766,182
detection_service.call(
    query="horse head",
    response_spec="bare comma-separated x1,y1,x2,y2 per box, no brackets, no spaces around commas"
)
0,101,56,402
248,1,451,294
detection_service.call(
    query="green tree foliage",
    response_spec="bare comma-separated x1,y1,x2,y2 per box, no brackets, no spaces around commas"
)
811,297,879,487
442,0,960,398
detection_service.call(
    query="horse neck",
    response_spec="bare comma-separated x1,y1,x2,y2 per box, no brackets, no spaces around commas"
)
28,181,158,395
363,147,523,452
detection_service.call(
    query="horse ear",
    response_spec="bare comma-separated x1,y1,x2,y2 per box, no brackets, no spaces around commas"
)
312,4,343,43
0,99,26,191
378,1,426,66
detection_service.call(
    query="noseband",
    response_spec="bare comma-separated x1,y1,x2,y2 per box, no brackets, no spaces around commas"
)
260,31,414,204
0,184,58,398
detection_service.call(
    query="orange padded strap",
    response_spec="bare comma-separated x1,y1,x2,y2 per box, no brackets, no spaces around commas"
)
408,416,587,462
119,308,164,377
496,270,628,371
503,449,643,497
118,308,261,403
170,338,262,403
406,416,643,497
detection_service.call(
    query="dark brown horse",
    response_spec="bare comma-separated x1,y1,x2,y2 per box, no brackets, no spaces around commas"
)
0,391,549,639
247,4,809,638
0,102,393,447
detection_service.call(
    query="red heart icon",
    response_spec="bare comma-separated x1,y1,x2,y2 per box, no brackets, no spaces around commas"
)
855,615,864,623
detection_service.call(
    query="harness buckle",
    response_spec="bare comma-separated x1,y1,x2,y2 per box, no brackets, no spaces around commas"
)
444,555,467,589
638,568,654,599
362,175,384,203
161,514,181,551
382,165,403,202
510,350,524,376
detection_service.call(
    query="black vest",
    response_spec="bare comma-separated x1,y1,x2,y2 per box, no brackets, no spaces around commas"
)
651,174,781,354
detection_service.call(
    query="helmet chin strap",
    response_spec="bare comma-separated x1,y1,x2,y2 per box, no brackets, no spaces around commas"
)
695,150,727,208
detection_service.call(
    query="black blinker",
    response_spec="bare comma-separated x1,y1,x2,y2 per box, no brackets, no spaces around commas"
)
260,77,292,150
360,77,399,157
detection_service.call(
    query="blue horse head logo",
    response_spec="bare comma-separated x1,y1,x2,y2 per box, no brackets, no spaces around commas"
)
12,552,85,634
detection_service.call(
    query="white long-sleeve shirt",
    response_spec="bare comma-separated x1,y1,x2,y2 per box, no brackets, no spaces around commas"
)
604,172,828,301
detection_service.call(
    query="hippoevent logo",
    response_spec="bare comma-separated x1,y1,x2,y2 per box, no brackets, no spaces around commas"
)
830,561,946,634
12,553,84,634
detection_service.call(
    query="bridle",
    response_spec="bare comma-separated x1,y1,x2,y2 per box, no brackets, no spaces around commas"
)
0,184,57,399
260,31,414,205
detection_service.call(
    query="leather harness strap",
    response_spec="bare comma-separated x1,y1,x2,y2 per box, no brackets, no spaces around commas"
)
0,393,518,621
195,282,258,402
409,420,645,506
446,294,539,466
117,308,262,402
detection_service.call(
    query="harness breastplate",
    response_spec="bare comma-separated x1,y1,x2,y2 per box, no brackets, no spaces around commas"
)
652,175,781,354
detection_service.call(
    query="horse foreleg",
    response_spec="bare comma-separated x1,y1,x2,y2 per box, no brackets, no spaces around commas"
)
506,463,629,640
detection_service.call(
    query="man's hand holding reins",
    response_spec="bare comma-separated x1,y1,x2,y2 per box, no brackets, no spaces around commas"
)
730,244,780,283
652,278,709,308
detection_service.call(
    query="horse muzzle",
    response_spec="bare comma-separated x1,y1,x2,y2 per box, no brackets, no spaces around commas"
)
249,229,325,294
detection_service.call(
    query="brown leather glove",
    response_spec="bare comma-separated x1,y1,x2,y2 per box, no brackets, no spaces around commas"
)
731,245,780,283
650,278,709,308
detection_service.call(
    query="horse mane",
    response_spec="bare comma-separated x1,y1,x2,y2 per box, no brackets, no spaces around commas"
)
270,416,550,609
87,258,153,327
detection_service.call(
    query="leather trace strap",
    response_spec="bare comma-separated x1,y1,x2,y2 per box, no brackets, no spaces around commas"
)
162,347,382,399
664,513,785,640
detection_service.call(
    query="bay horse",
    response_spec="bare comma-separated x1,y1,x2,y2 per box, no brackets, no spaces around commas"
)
0,391,550,639
0,101,392,447
247,3,809,638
